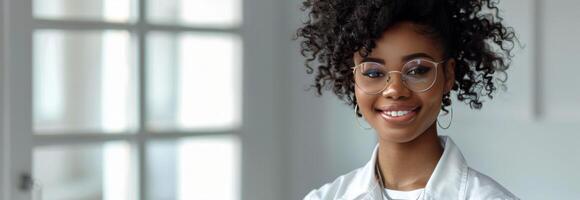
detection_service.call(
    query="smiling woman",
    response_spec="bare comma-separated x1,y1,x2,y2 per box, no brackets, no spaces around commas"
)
296,0,518,199
352,23,454,145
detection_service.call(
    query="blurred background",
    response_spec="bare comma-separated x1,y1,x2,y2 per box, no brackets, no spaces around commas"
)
0,0,579,200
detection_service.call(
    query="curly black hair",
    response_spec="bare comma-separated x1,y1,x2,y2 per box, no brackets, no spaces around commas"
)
296,0,517,113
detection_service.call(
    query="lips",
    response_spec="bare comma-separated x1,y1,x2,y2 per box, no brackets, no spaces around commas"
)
375,105,421,124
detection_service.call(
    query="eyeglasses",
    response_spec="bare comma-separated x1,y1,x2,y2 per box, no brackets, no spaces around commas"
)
351,58,446,95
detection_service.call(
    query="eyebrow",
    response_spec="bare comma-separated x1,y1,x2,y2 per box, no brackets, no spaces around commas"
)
360,57,385,64
402,53,435,61
359,52,436,64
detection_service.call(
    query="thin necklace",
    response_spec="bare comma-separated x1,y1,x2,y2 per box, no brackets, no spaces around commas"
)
375,160,425,200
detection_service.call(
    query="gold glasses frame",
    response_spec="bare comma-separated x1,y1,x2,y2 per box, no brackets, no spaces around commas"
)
351,58,447,95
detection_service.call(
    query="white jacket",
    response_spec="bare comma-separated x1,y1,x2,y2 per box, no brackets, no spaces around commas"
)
304,136,519,200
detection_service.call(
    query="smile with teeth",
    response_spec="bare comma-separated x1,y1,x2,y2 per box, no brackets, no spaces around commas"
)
377,106,420,123
383,110,412,117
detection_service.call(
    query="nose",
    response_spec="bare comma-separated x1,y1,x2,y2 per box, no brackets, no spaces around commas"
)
382,72,411,99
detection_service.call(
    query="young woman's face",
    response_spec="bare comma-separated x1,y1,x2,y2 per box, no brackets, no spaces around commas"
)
353,22,454,143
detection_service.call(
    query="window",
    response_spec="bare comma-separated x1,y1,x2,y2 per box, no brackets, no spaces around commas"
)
7,0,243,199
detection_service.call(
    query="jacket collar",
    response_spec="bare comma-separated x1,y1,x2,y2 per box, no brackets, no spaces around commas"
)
342,136,468,200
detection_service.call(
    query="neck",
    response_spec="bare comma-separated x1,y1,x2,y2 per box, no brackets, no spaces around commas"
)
376,124,443,191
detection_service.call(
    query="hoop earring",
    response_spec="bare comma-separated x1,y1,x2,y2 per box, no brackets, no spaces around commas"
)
354,105,372,130
437,106,453,130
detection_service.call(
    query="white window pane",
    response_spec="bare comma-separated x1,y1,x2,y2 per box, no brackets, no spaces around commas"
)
147,0,242,27
146,32,242,131
33,142,137,200
33,0,136,22
146,135,240,200
34,30,138,134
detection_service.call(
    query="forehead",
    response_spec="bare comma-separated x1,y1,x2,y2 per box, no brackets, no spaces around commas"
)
354,22,443,64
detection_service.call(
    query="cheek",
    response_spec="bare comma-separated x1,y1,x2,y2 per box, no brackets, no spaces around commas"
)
419,91,444,119
354,88,375,115
423,78,446,111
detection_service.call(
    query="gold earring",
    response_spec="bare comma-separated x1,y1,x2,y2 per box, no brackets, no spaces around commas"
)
437,106,453,129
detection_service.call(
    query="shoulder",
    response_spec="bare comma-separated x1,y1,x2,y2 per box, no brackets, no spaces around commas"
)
464,167,519,200
303,168,369,200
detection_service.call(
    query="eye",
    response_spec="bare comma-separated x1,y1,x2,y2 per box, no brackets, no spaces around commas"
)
359,62,385,78
406,66,431,76
362,69,384,78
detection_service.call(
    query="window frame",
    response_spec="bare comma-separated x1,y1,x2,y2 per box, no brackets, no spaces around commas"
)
1,0,249,199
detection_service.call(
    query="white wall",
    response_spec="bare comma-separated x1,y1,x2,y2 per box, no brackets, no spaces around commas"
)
446,1,580,198
281,0,580,199
0,60,4,199
1,0,6,198
240,0,286,199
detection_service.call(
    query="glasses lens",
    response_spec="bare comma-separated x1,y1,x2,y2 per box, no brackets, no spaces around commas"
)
402,59,437,92
354,62,388,94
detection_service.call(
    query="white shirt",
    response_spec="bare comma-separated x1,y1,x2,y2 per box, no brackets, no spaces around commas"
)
384,188,424,200
303,136,519,200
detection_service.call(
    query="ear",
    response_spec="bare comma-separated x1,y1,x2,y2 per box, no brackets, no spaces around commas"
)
443,59,455,94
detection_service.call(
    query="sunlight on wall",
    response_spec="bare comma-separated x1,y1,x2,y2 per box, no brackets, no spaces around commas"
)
34,32,65,123
179,0,241,27
104,0,132,22
177,33,241,129
103,142,135,200
101,31,133,133
177,136,240,200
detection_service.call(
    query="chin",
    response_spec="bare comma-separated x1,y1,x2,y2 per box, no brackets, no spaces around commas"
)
375,127,423,144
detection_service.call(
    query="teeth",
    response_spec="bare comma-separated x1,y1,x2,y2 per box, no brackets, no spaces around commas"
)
385,110,411,117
